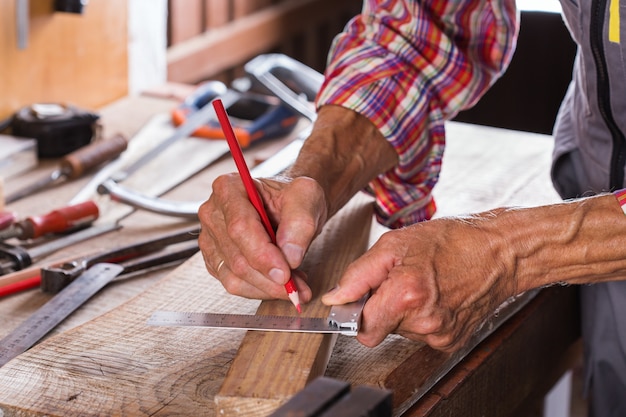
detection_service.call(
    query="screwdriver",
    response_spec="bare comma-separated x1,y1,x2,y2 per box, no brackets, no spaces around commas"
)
5,133,128,204
0,200,99,241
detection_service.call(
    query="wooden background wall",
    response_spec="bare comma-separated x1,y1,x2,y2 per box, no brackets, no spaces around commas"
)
166,0,362,84
0,1,128,120
0,0,361,121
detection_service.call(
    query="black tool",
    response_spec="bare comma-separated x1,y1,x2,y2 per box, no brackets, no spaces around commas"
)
269,377,392,417
40,226,200,293
1,103,100,158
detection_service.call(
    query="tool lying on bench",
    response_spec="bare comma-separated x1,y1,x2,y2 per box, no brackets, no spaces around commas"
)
171,81,298,147
269,377,392,417
96,54,323,218
39,226,199,293
0,200,99,241
0,226,200,367
5,133,128,204
0,221,120,275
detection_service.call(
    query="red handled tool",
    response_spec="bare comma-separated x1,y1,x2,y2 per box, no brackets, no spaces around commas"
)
172,82,298,148
212,98,301,313
0,200,99,241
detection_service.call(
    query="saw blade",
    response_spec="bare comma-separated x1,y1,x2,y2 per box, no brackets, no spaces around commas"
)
0,263,125,367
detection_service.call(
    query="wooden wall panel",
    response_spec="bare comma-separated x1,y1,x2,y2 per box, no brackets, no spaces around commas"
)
168,0,204,44
0,0,128,120
167,0,362,84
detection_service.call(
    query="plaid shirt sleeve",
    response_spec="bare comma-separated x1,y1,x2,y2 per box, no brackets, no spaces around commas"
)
316,0,519,228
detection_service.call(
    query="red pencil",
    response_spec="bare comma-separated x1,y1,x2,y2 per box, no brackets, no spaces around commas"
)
212,98,302,313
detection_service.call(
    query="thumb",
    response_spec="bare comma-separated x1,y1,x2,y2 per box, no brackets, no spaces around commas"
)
322,249,392,305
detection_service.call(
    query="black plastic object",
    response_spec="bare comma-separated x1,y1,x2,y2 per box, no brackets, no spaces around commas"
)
55,0,88,14
10,103,99,158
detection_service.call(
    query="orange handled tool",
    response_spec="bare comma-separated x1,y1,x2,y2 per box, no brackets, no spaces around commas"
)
5,133,128,204
0,200,99,241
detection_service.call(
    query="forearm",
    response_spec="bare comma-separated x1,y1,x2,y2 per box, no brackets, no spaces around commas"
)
490,194,626,293
285,105,397,218
316,0,518,227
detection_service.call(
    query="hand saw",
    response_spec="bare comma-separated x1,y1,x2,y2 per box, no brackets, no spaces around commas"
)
147,294,369,336
68,87,238,207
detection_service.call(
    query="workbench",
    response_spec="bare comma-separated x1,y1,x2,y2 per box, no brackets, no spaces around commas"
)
0,91,580,416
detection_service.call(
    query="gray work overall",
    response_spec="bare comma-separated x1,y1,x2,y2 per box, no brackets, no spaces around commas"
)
552,1,626,415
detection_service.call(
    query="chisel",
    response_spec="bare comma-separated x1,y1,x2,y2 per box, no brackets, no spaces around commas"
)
5,133,128,204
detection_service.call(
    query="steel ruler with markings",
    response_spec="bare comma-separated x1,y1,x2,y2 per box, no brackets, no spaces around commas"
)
0,263,125,367
148,294,369,336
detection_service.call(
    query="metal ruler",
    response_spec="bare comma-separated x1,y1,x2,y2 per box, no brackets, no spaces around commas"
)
0,263,124,367
148,294,368,336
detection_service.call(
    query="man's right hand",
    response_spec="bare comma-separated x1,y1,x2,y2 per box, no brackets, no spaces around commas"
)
198,105,398,305
197,172,327,303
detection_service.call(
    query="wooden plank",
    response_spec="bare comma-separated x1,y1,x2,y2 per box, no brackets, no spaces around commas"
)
233,0,274,16
0,0,128,120
215,194,374,415
0,103,570,416
0,193,375,416
205,0,232,28
168,0,204,45
167,0,361,83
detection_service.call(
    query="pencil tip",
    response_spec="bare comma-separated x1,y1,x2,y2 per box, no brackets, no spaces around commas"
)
288,291,301,314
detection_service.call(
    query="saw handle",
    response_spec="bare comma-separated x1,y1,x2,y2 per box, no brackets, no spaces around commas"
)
60,133,128,178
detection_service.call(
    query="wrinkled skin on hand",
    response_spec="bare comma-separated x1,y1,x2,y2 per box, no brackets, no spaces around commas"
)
197,172,328,304
197,105,396,306
323,212,517,353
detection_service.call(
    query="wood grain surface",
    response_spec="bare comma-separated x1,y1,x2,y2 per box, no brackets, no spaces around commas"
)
0,0,128,119
0,194,375,416
215,195,374,415
0,91,564,416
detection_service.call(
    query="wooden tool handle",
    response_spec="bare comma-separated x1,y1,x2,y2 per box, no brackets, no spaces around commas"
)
60,133,128,178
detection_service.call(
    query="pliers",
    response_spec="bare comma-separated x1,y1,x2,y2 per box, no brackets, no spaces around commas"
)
27,226,199,294
38,226,200,294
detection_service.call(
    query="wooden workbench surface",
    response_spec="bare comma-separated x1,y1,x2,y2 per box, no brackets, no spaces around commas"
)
0,92,575,416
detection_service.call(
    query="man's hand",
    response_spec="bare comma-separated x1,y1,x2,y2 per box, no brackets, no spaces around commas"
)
198,105,397,305
323,212,517,352
198,174,327,302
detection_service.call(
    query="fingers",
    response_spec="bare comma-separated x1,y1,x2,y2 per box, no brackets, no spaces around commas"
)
198,173,322,302
274,176,327,269
320,226,497,352
322,233,398,305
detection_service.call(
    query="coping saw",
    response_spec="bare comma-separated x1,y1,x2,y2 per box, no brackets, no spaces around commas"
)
93,54,322,218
